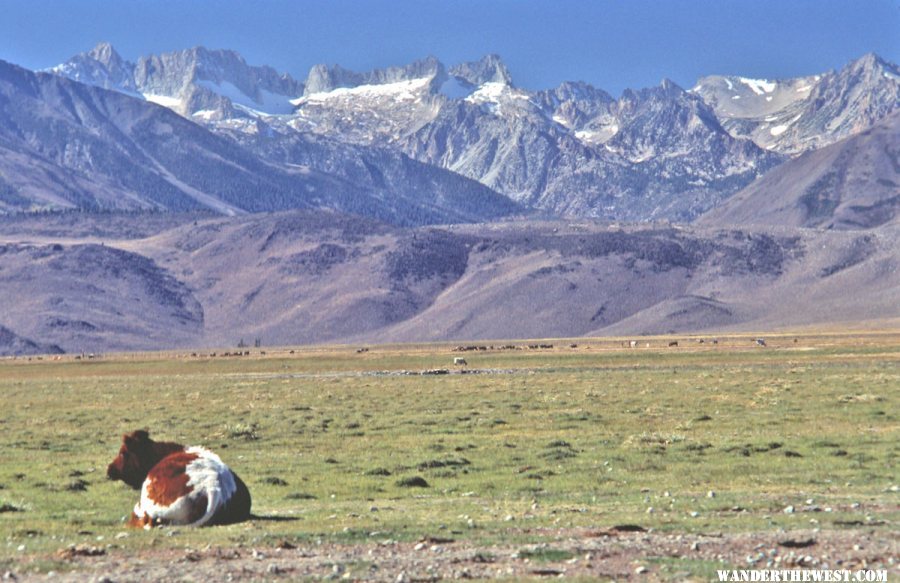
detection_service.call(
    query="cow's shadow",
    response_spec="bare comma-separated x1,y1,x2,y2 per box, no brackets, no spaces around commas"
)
248,514,301,522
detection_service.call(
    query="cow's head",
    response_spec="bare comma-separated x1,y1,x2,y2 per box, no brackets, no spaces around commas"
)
107,430,175,489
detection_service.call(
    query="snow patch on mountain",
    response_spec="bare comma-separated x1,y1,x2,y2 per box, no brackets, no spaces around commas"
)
196,80,296,115
298,77,432,104
739,77,776,95
143,93,183,108
464,82,533,116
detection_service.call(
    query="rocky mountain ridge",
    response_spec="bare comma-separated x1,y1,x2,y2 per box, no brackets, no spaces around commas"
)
42,46,900,222
692,53,900,155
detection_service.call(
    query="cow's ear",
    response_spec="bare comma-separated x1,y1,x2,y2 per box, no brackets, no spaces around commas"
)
125,429,150,445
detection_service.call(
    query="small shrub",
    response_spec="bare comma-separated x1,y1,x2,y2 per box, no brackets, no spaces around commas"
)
285,492,316,500
417,458,470,470
542,449,577,461
396,476,429,488
227,423,260,441
66,479,89,492
0,502,24,513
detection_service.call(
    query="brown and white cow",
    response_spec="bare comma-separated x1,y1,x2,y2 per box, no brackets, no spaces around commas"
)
107,430,251,528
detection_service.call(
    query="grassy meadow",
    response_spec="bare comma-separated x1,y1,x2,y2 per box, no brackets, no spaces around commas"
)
1,332,898,575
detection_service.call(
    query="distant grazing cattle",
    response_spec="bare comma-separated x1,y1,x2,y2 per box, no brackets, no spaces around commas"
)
668,341,679,347
107,430,251,528
453,357,468,366
756,338,767,347
629,341,638,349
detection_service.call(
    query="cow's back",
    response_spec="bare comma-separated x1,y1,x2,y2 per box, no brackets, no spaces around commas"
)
135,447,251,527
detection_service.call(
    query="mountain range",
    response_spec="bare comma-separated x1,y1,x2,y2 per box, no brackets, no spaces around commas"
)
1,210,898,355
39,44,900,222
0,57,518,225
0,45,898,354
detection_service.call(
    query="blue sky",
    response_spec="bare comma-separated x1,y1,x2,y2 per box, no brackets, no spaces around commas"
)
1,0,898,95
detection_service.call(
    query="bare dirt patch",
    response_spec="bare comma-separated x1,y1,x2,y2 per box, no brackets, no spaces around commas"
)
9,528,898,582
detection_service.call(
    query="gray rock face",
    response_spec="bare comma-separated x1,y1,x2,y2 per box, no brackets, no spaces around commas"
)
692,53,900,155
50,43,306,119
448,54,513,87
404,77,781,221
48,42,138,93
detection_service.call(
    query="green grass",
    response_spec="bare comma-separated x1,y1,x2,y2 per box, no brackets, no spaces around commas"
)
1,332,898,572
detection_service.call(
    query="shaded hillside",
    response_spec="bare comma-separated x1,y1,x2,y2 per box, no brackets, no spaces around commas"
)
2,211,898,354
0,325,63,356
0,59,518,226
0,241,204,353
700,111,900,229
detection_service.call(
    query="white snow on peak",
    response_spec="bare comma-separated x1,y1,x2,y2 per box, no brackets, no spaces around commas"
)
143,93,183,109
192,109,218,120
769,114,802,136
465,81,507,103
463,82,531,116
196,80,295,115
297,77,432,104
885,70,900,82
574,125,617,145
796,85,812,93
552,113,571,128
465,82,528,104
731,95,741,100
738,77,776,95
724,78,734,91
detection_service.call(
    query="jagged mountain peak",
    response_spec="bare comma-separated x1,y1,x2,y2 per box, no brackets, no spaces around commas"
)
620,78,692,105
658,78,683,94
51,44,305,117
86,42,124,66
449,54,513,87
690,52,899,156
842,52,900,83
135,45,256,79
47,42,137,92
548,80,614,104
851,52,895,70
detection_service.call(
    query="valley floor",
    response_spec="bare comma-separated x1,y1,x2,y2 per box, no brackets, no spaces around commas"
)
1,333,897,581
